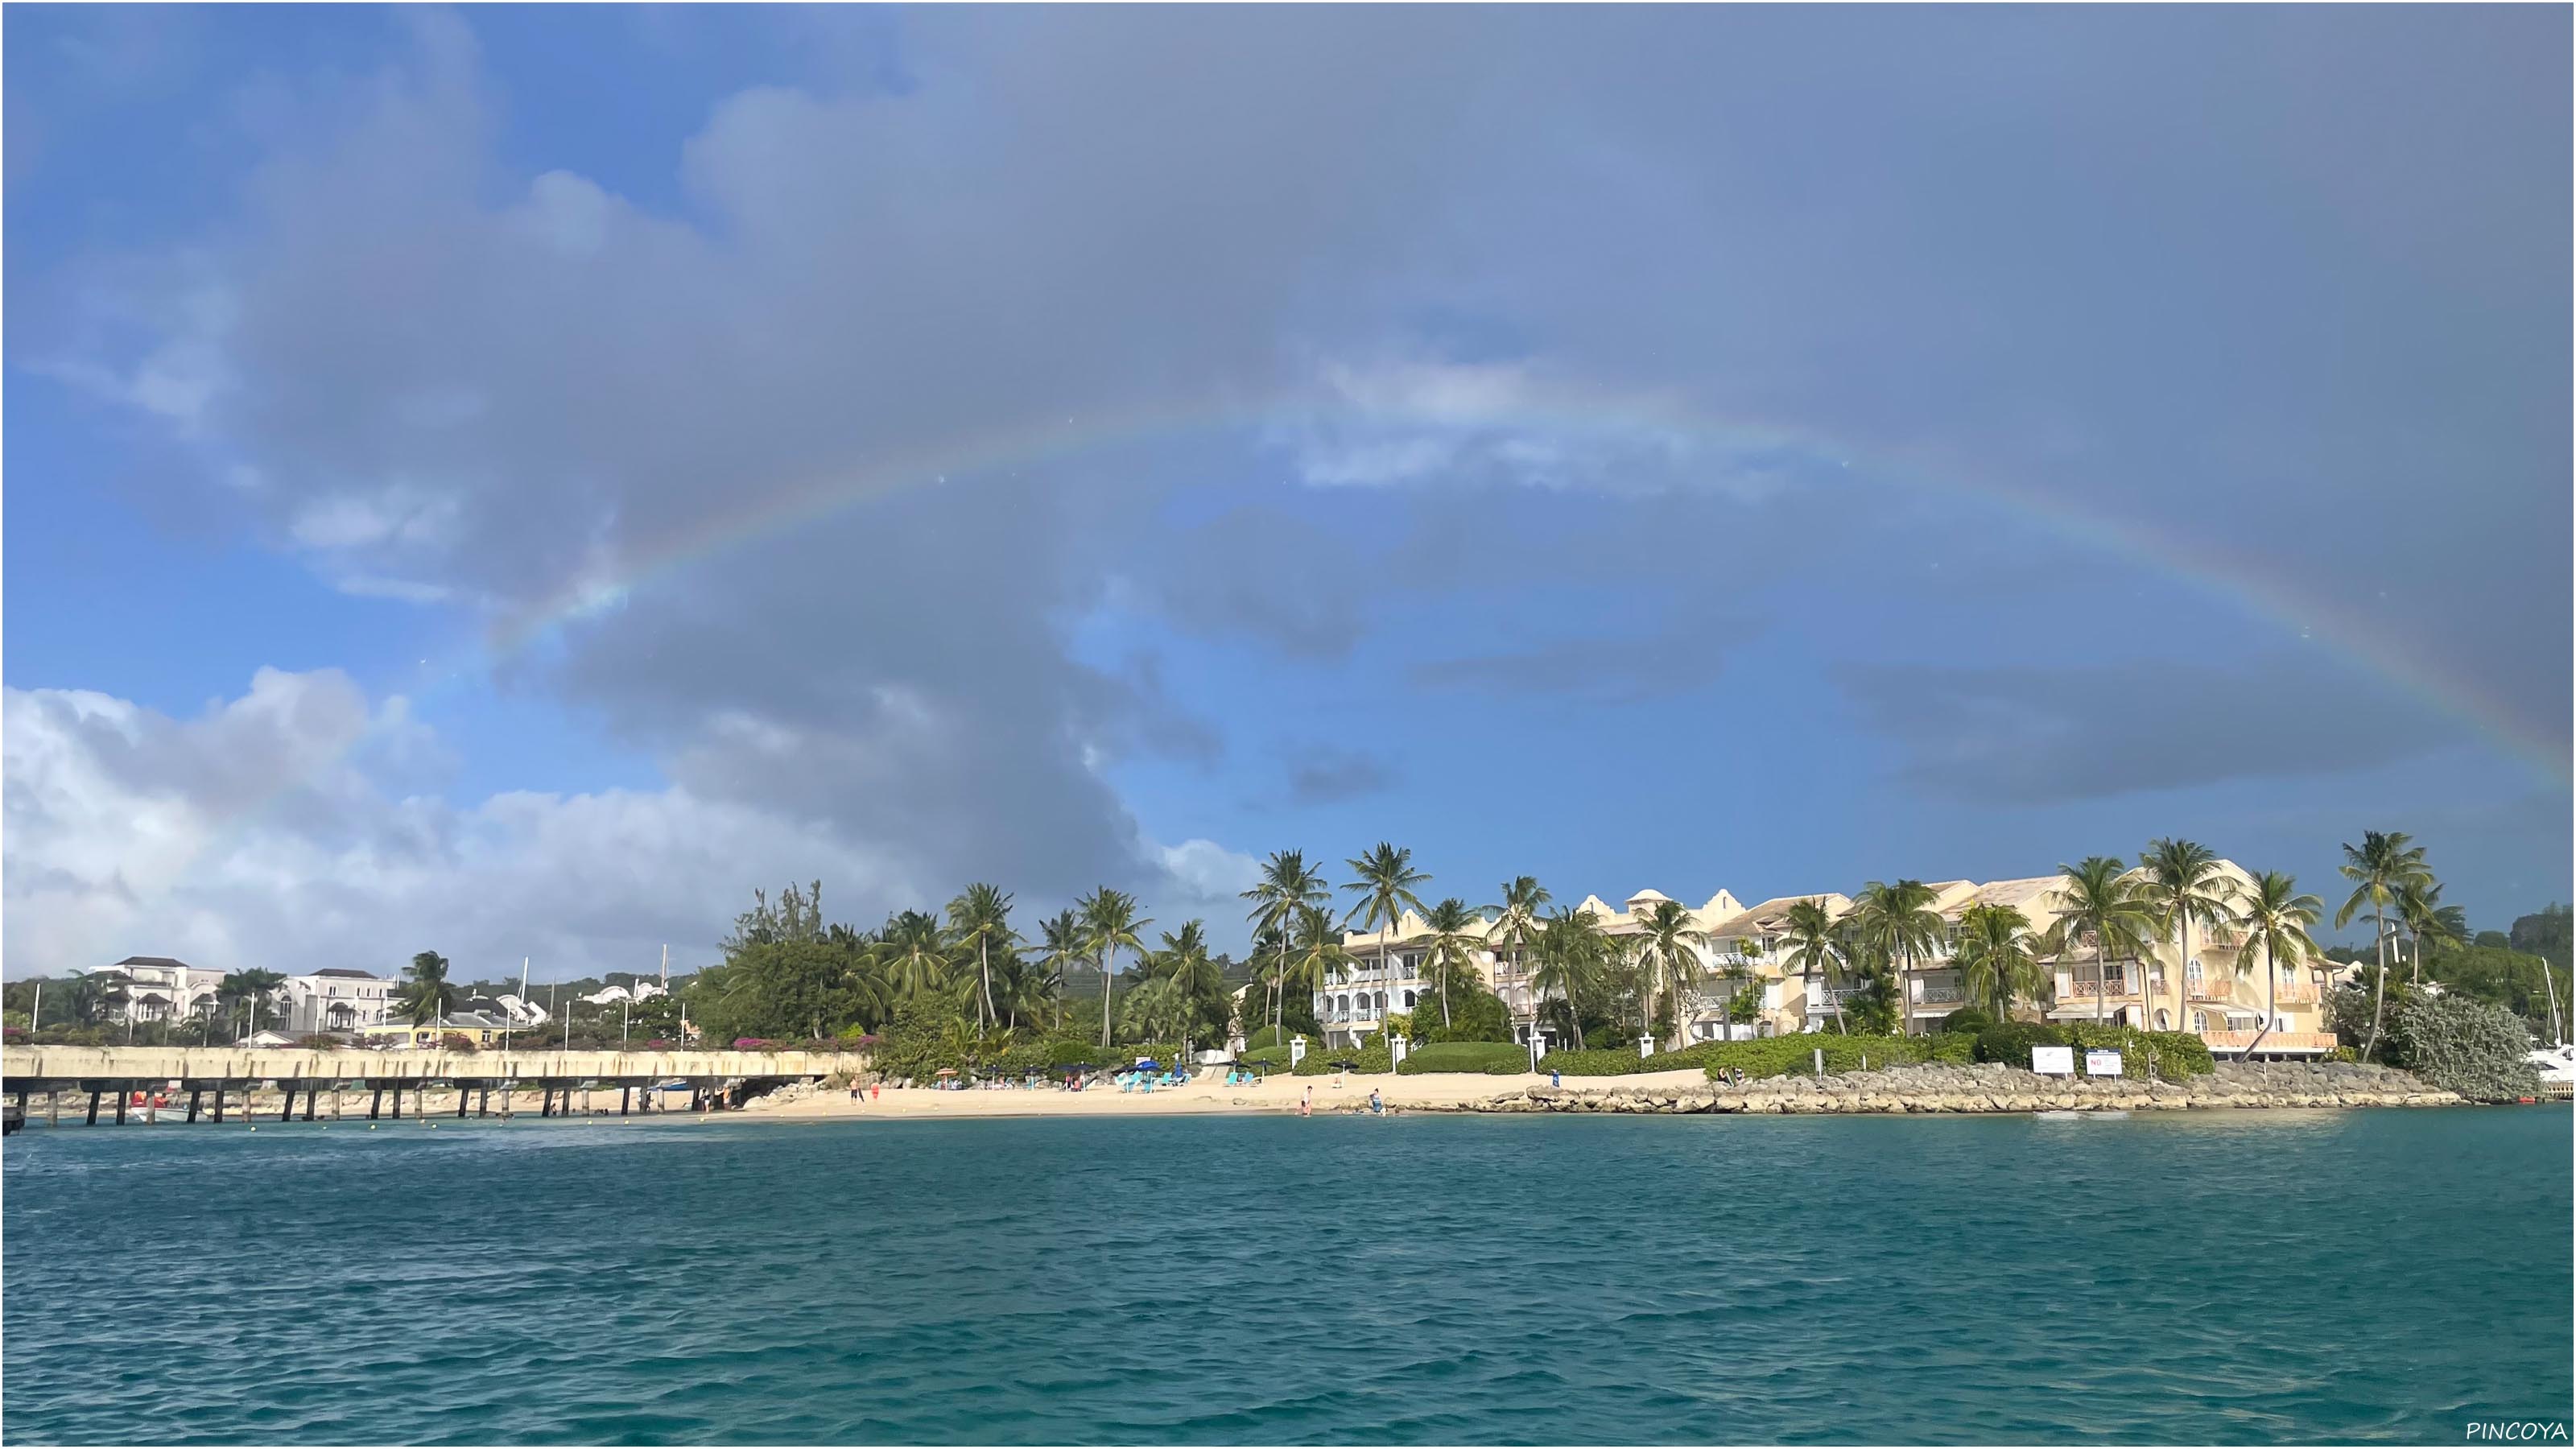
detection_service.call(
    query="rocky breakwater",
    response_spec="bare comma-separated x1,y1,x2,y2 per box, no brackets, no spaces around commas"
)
1461,1060,2462,1115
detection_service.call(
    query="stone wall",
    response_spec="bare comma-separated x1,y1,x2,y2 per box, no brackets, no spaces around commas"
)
1452,1060,2463,1114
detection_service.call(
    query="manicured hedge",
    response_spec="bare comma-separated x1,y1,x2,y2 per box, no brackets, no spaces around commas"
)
1535,1034,1936,1080
1973,1022,2212,1081
1396,1041,1531,1075
1293,1039,1393,1075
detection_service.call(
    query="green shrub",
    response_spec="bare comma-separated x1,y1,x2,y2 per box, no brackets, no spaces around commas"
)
1397,1041,1529,1075
1245,1025,1323,1051
1536,1034,1938,1080
1929,1032,1976,1064
1241,1045,1291,1069
1293,1039,1393,1075
2385,994,2541,1102
1971,1021,2211,1081
1938,1008,1996,1035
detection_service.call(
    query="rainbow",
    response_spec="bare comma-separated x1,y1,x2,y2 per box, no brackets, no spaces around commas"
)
486,386,2569,786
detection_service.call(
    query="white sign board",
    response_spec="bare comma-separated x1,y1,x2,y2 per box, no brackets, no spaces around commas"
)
2030,1045,2075,1076
1289,1036,1307,1067
1640,1036,1656,1059
2085,1049,2123,1079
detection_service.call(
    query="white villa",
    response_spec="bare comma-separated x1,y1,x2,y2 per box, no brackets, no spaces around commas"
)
1310,860,2339,1059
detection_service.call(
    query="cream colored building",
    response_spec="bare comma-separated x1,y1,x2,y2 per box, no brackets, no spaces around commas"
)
1311,860,2339,1058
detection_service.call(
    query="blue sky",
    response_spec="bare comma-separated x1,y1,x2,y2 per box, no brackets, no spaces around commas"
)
6,6,2567,979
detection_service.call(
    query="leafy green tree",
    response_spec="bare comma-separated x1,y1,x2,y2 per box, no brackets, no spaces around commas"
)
2336,831,2431,1063
2139,838,2239,1034
1080,887,1151,1051
2045,857,2153,1027
2509,904,2570,966
1954,903,2042,1020
1146,920,1228,1046
1778,898,1848,1034
398,952,455,1029
2233,869,2322,1054
1850,879,1942,1035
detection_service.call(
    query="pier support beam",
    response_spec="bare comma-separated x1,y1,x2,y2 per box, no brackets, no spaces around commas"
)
187,1087,204,1123
213,1085,227,1123
86,1089,101,1125
114,1088,127,1126
280,1086,297,1123
457,1086,469,1118
390,1084,405,1120
621,1086,632,1116
368,1087,382,1121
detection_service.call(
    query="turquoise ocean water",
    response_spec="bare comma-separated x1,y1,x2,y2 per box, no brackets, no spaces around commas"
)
3,1108,2567,1443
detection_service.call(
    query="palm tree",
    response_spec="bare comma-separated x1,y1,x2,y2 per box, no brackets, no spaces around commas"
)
1343,844,1430,1041
1632,899,1707,1049
2396,876,2464,985
1080,887,1152,1051
1242,850,1331,1044
880,910,951,1005
1287,902,1348,1044
1486,876,1552,1042
398,952,455,1030
2336,831,2430,1063
1037,910,1084,1033
2139,838,2240,1034
2047,858,2154,1027
1850,880,1942,1035
2234,870,2322,1062
1416,898,1487,1030
1151,920,1224,1049
1530,906,1610,1051
1952,904,2041,1020
1778,898,1847,1034
945,883,1015,1034
222,968,289,1041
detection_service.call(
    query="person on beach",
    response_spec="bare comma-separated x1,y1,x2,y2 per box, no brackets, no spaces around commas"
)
1301,1085,1312,1117
1550,1067,1562,1088
1368,1088,1384,1117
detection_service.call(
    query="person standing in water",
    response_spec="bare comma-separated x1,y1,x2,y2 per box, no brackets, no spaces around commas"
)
1300,1085,1312,1117
1368,1088,1384,1117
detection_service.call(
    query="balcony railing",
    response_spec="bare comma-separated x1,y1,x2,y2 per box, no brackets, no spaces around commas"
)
1911,983,1966,1005
2200,1029,2337,1054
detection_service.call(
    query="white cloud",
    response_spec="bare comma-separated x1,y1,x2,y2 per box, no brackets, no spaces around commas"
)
4,671,1265,977
1277,353,1705,493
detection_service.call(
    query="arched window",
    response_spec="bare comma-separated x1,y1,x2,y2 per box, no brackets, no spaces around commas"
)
1402,990,1416,1009
1374,992,1388,1011
2192,1010,2209,1032
2154,1009,2169,1030
2185,960,2203,990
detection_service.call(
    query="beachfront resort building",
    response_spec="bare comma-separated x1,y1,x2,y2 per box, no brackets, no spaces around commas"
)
282,969,399,1034
1310,861,2340,1059
80,957,229,1025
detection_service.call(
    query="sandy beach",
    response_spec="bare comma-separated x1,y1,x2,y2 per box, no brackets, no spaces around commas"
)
737,1069,1715,1120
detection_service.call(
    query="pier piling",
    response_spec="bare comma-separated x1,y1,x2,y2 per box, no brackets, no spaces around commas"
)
114,1089,126,1126
368,1087,382,1121
86,1089,101,1125
188,1088,203,1123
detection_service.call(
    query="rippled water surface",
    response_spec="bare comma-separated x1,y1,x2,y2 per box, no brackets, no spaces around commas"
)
5,1108,2568,1443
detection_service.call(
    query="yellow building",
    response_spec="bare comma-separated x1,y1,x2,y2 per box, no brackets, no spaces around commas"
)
357,1012,516,1049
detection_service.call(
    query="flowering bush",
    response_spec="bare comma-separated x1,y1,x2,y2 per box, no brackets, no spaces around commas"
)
733,1037,773,1051
440,1033,480,1055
